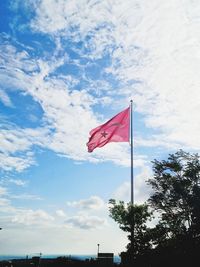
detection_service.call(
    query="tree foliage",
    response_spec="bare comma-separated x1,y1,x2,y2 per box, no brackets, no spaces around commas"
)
109,150,200,266
148,150,200,239
109,199,153,257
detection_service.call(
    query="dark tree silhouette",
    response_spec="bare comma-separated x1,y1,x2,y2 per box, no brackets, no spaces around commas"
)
109,150,200,267
147,150,200,266
148,150,200,239
108,199,153,265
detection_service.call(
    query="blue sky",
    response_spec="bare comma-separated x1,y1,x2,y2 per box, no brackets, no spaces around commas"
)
1,0,200,256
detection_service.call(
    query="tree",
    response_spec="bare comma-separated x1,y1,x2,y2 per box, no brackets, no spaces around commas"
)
148,150,200,240
108,199,153,263
109,150,200,266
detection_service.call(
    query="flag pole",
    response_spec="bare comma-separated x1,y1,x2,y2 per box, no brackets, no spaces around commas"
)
130,100,134,205
130,99,134,263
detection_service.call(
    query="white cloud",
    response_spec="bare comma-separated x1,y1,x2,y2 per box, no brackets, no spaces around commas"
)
0,123,51,172
12,209,54,226
113,166,152,204
11,194,42,200
29,0,200,153
0,151,35,172
135,135,183,151
0,36,132,170
134,166,153,204
2,0,200,172
0,219,128,255
0,187,13,212
0,198,10,207
7,178,27,187
67,196,105,210
0,89,13,107
0,126,51,155
56,209,67,218
112,181,130,202
0,186,8,196
65,214,106,230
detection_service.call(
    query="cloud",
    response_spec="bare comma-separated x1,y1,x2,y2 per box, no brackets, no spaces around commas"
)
2,0,200,173
65,214,106,230
67,196,105,210
0,186,8,196
0,89,13,107
29,0,200,153
113,166,152,204
10,193,42,200
56,209,67,218
134,166,153,204
112,181,130,202
0,35,132,171
0,119,52,172
0,127,49,155
0,217,127,255
7,179,27,187
0,198,10,207
0,186,12,210
0,151,35,172
12,209,54,226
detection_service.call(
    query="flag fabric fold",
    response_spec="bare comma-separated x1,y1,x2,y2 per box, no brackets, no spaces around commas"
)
87,107,130,153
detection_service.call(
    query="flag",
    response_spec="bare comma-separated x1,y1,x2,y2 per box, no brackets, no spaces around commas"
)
87,107,130,152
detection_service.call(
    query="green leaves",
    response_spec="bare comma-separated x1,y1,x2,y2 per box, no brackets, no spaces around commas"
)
109,199,153,255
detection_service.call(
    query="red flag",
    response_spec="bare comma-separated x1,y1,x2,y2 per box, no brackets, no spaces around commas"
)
87,107,130,152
